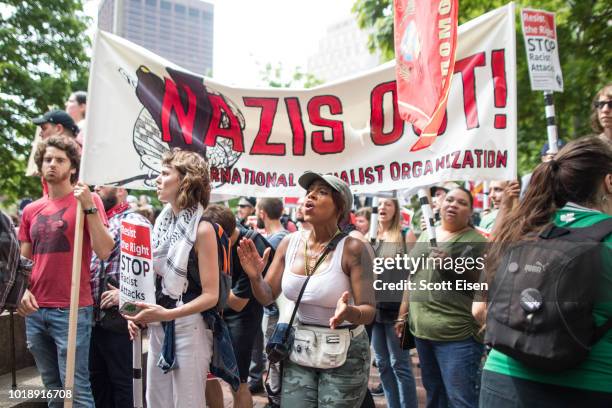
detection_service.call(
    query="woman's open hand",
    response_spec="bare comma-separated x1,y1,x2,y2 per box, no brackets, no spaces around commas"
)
237,238,270,280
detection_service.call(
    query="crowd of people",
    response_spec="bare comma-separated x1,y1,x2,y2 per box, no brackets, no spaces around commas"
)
0,84,610,408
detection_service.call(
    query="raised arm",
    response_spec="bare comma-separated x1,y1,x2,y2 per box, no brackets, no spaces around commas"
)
490,180,520,240
237,234,289,306
74,182,114,260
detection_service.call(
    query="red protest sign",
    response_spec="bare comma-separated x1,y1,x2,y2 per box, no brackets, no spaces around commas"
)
521,9,556,39
120,221,152,259
394,0,459,151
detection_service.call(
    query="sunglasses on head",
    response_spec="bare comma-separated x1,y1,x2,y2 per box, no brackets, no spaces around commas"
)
594,100,612,110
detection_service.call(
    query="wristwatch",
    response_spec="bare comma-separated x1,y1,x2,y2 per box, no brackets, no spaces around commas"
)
83,207,98,215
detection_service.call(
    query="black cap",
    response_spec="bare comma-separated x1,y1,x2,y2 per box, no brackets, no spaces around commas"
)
238,197,256,207
32,110,79,135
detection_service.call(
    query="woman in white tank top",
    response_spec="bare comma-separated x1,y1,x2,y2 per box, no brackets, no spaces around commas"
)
237,171,375,407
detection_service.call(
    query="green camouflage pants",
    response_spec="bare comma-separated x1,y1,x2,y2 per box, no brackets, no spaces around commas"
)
281,330,370,407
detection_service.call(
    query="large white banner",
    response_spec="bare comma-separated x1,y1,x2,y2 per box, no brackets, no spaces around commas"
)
83,4,516,196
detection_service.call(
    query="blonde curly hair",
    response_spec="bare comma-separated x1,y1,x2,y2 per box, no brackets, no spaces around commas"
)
161,149,211,210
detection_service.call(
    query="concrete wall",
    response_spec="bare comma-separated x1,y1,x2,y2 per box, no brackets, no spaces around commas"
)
0,312,35,375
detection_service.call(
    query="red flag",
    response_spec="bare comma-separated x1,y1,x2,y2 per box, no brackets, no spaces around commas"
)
394,0,459,151
467,181,485,210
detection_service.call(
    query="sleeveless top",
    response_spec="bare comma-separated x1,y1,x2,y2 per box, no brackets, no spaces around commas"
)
281,231,352,326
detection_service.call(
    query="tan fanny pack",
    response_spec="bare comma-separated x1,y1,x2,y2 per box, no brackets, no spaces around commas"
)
289,323,364,369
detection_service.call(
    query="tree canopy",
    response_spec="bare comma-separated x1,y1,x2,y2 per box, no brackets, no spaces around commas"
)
259,62,323,89
352,0,611,174
0,0,90,205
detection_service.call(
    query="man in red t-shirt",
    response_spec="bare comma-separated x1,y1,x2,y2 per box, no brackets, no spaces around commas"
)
17,136,113,407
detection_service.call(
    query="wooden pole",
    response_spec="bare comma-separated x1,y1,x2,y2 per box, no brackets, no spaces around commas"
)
64,201,84,407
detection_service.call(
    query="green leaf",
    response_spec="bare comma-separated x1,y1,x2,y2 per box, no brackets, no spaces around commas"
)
352,0,611,175
0,0,90,206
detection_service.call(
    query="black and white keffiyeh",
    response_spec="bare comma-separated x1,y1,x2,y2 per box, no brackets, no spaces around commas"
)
152,203,204,299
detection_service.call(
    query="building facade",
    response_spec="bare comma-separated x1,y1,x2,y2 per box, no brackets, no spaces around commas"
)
307,17,381,83
98,0,213,75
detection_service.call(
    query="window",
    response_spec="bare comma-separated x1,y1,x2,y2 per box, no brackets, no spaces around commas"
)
145,0,156,6
175,4,186,14
189,8,199,18
160,0,170,10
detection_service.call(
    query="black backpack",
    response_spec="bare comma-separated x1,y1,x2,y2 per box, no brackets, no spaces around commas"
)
485,218,612,372
0,212,32,312
184,219,232,313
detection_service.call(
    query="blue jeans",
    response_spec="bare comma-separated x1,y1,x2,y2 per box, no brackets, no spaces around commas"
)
26,307,95,407
415,337,484,408
371,322,417,408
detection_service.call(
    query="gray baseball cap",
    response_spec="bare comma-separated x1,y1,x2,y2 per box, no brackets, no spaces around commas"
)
298,171,353,219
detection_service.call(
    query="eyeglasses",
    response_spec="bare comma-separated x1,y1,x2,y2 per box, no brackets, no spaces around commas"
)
594,100,612,110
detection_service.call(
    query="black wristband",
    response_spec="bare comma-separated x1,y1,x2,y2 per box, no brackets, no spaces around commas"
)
84,207,98,215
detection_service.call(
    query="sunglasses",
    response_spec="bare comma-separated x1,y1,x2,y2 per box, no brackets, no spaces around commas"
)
594,100,612,110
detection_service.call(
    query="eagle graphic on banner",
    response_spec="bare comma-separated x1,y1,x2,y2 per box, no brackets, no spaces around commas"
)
107,66,244,188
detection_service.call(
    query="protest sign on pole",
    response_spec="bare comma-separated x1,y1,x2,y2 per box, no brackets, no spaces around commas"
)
83,4,516,197
520,8,563,92
520,8,563,154
119,220,155,309
393,0,459,151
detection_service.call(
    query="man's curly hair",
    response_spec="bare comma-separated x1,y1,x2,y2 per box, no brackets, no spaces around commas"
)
34,136,81,184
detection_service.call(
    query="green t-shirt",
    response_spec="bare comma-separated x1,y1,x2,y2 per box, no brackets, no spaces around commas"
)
484,203,612,392
409,228,487,342
478,209,499,233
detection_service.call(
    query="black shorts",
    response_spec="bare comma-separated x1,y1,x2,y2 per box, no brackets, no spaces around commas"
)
224,308,264,382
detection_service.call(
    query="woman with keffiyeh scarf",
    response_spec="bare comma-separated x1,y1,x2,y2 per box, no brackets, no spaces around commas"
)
124,149,219,408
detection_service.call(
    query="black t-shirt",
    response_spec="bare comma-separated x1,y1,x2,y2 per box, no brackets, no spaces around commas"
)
223,224,270,320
